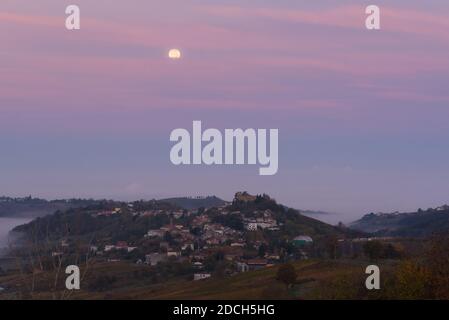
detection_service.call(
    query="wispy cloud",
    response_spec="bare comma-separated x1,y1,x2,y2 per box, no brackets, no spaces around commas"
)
199,4,449,41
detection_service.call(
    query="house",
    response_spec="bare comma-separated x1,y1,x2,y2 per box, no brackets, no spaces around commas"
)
263,209,274,218
145,253,166,266
192,262,204,269
225,254,239,261
266,254,280,261
194,273,211,281
96,210,116,217
246,259,268,270
167,251,181,257
192,215,210,226
104,245,115,252
260,218,277,228
231,242,245,247
292,235,313,246
160,242,170,250
245,218,277,231
193,253,207,261
236,262,249,273
140,210,157,217
206,238,220,246
299,249,309,260
116,241,128,249
182,243,194,251
90,246,98,253
245,223,258,231
257,222,275,229
146,230,165,238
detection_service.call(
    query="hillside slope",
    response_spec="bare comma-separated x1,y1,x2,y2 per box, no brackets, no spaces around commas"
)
350,206,449,237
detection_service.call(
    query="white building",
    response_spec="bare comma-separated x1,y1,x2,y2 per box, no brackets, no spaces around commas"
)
104,245,116,252
194,273,211,281
146,230,165,238
167,251,181,257
236,262,249,273
246,223,258,231
145,253,166,266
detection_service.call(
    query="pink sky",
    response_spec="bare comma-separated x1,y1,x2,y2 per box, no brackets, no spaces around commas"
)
1,1,449,220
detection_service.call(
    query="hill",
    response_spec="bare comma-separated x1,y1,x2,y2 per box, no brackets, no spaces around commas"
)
0,196,101,218
14,192,358,243
160,196,227,210
12,199,179,242
350,205,449,237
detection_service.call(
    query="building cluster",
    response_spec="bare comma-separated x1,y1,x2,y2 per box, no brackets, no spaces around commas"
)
244,210,280,231
81,204,313,281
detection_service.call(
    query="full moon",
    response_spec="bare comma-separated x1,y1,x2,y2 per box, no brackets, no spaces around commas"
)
168,49,181,59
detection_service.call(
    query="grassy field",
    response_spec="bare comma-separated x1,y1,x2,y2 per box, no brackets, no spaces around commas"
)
0,258,396,300
134,259,392,300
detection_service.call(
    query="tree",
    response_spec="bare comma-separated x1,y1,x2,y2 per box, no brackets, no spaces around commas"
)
363,240,384,261
390,260,429,299
383,243,401,259
258,244,267,258
324,235,339,259
213,214,244,231
426,234,449,299
276,263,297,289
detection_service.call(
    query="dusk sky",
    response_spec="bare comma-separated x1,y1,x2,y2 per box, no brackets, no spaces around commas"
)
1,1,449,222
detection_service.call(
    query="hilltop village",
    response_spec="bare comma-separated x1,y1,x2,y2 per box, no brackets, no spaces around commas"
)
9,192,366,282
2,192,446,300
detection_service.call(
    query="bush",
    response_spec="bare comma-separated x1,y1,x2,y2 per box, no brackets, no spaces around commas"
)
276,263,297,288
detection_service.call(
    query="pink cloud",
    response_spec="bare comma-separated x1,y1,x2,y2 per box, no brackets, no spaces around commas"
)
0,11,60,28
199,4,449,41
1,5,448,120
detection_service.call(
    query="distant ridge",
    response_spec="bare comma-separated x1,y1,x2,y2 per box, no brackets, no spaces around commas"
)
160,195,227,210
350,205,449,237
0,196,101,218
